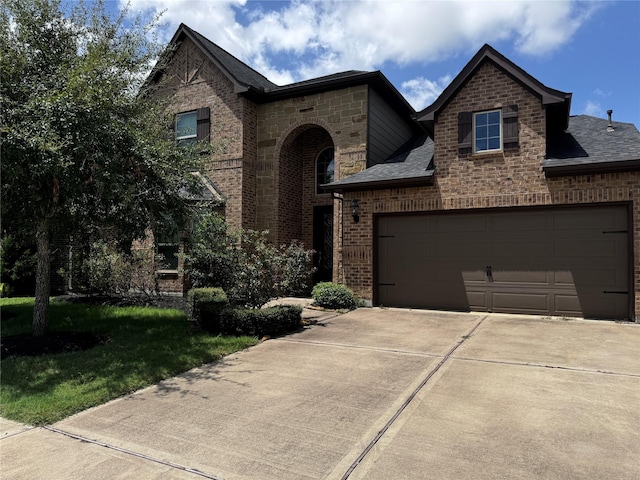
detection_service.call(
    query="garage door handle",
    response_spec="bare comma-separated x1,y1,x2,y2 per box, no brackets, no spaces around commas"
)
486,266,492,277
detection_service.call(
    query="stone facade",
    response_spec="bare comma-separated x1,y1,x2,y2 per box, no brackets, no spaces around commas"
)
256,86,369,246
338,62,639,319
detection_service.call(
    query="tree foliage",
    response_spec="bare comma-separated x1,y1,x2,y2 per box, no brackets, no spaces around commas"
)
0,0,205,334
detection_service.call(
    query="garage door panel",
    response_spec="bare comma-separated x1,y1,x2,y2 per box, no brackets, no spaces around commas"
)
553,209,624,230
555,294,581,314
434,240,487,257
433,214,488,233
554,239,622,258
461,270,486,283
492,292,550,313
492,270,549,285
465,291,488,310
491,212,549,231
491,240,553,257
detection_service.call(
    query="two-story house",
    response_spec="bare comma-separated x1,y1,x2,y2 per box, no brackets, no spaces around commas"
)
152,24,640,321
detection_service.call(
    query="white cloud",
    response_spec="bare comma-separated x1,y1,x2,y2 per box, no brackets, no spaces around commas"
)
122,0,596,85
401,75,453,111
583,100,603,117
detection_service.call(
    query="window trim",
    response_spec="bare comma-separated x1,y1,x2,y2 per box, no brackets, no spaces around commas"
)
175,111,197,146
315,147,335,195
473,109,502,153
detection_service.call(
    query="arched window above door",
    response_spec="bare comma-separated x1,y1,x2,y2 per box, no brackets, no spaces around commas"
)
316,147,334,194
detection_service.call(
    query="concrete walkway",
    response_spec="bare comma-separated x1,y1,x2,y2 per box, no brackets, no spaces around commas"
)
2,308,639,479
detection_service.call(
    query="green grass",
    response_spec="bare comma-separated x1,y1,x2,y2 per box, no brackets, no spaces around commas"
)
0,298,258,425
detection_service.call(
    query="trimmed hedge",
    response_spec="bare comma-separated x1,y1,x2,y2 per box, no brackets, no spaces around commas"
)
219,305,303,338
312,282,358,310
187,287,229,332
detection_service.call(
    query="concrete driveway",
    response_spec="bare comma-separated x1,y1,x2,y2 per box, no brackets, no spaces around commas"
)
2,308,639,479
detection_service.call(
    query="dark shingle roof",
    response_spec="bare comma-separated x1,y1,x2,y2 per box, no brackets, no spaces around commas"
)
183,25,277,92
325,134,435,192
156,25,415,117
544,115,640,176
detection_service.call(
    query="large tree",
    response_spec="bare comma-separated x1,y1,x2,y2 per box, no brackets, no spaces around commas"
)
1,0,204,335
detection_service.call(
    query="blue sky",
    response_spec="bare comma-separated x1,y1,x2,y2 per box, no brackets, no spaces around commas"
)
117,0,640,126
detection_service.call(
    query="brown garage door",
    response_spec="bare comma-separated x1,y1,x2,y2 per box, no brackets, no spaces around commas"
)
376,205,630,319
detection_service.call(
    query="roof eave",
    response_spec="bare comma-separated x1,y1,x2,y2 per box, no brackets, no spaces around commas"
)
543,158,640,177
323,173,435,193
261,71,416,117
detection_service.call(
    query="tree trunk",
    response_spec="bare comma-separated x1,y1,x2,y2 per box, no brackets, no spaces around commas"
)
33,220,51,337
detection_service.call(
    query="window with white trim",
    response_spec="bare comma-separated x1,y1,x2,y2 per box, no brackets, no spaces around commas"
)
316,147,335,194
474,110,501,152
176,111,197,147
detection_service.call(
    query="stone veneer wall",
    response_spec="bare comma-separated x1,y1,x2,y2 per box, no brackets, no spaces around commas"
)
256,85,369,246
340,61,640,320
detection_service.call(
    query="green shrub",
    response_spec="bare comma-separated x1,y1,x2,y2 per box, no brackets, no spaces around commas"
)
219,305,303,337
184,213,315,309
182,212,238,292
276,240,314,297
187,287,229,332
312,282,358,310
78,240,132,295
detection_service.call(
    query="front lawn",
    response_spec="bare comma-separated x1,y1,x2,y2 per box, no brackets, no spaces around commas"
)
0,298,258,425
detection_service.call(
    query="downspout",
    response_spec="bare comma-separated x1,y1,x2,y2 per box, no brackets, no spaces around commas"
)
332,192,344,284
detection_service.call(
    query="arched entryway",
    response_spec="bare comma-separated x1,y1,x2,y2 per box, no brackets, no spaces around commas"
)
278,125,335,283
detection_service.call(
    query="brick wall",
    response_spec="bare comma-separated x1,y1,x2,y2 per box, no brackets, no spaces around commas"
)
340,61,640,320
162,37,249,231
256,86,368,245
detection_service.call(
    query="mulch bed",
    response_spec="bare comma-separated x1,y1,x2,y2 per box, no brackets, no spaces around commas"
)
1,331,110,360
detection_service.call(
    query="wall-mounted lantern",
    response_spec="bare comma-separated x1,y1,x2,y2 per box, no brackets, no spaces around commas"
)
350,199,360,223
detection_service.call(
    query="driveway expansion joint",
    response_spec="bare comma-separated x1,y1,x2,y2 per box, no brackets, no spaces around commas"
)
338,315,489,480
44,426,225,480
450,355,640,378
276,337,444,358
0,425,37,440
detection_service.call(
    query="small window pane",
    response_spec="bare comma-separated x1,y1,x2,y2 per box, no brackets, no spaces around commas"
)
326,159,334,184
488,137,501,150
488,111,501,124
488,124,500,137
476,139,487,151
476,114,488,126
316,148,335,194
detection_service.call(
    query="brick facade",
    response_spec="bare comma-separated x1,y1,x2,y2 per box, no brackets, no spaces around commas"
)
256,86,369,246
339,62,639,320
161,37,249,231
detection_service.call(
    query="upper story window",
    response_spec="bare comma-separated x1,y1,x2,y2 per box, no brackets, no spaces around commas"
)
176,111,197,146
316,147,335,194
474,110,501,152
175,108,210,147
458,105,519,155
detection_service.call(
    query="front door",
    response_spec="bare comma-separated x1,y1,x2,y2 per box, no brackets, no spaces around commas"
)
313,205,334,283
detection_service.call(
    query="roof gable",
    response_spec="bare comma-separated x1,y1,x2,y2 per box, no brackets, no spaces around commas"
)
149,24,415,117
150,23,277,95
415,44,572,130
